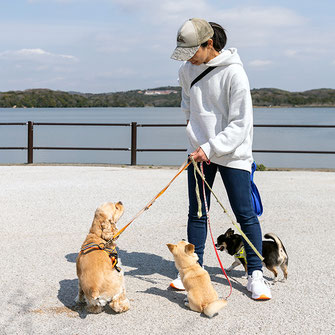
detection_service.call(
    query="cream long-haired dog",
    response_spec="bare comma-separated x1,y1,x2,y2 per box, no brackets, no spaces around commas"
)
76,201,130,314
167,241,227,318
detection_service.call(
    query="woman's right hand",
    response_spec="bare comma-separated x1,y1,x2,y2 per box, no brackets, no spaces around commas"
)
190,147,208,163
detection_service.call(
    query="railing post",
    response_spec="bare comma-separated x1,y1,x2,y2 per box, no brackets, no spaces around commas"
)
27,121,34,164
131,122,137,165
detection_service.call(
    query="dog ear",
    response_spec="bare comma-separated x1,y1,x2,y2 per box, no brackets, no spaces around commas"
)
101,220,115,241
185,243,195,255
89,209,106,237
112,201,124,223
227,228,234,236
166,243,176,253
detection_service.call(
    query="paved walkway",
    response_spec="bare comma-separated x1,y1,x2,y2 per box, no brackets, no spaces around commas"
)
0,165,334,334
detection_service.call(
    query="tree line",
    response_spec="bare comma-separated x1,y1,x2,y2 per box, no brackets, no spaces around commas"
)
0,87,334,108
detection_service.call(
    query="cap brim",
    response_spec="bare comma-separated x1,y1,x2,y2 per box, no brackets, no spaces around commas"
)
170,46,200,61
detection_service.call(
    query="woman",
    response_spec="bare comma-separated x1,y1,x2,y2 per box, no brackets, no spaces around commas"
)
170,18,271,300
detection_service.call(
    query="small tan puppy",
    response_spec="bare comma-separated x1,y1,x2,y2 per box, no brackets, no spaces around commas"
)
167,241,227,318
76,201,129,314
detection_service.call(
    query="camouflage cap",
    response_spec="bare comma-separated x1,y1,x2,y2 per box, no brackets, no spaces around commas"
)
171,18,214,61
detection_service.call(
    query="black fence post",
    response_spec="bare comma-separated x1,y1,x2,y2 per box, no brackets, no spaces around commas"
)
27,121,34,164
131,122,137,165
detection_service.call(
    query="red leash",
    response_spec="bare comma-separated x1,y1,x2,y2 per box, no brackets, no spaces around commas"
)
200,162,233,299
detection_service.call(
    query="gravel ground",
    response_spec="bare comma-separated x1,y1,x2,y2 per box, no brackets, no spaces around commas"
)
0,165,334,335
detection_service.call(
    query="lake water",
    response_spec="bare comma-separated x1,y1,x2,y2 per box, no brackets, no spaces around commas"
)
1,107,335,168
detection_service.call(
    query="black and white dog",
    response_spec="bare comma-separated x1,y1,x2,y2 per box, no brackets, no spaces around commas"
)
216,228,288,281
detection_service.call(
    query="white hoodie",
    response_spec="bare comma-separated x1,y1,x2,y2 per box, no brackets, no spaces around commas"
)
179,48,254,172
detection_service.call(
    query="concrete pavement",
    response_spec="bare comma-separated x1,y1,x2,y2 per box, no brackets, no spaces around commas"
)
0,165,334,334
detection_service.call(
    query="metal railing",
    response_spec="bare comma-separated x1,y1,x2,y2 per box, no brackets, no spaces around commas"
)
1,121,335,165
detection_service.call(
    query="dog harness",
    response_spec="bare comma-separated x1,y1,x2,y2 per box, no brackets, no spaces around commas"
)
79,242,121,272
234,246,247,264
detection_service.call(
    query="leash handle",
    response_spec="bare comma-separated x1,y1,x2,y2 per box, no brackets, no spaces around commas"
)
200,162,233,299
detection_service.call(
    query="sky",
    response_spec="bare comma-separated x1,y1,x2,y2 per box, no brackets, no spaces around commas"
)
0,0,334,93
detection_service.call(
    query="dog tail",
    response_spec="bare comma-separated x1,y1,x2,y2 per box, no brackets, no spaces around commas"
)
264,233,288,264
203,299,227,318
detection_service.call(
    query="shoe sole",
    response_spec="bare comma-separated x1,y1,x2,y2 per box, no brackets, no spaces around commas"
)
169,282,185,291
253,294,271,300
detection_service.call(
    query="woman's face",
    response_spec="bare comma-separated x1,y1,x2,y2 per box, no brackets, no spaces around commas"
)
188,46,209,65
187,39,218,65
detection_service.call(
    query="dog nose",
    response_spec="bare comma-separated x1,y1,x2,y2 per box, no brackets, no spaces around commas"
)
118,201,123,205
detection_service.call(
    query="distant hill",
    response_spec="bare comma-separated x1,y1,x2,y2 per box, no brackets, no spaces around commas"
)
251,88,335,107
0,87,335,108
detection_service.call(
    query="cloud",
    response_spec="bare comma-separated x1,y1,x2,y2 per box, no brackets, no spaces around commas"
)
27,0,79,3
207,6,308,49
284,49,299,57
103,3,309,51
110,2,306,29
284,47,329,58
216,6,307,28
248,59,273,67
111,0,211,25
3,1,334,92
0,48,78,63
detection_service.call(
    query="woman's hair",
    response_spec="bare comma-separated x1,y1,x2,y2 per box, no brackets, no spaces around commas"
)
201,22,227,51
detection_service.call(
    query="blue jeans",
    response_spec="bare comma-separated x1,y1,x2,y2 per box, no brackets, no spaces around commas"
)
187,161,263,275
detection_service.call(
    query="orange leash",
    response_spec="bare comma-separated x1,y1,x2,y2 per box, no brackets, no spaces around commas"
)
108,159,191,242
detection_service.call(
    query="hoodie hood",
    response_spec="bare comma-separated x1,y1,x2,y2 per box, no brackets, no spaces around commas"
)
206,48,242,67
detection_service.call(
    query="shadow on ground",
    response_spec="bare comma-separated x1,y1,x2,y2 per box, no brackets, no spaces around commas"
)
60,248,256,315
57,278,89,318
118,249,176,281
60,249,178,316
139,286,186,308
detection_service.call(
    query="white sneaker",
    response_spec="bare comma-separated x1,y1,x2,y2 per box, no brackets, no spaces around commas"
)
247,270,272,300
170,273,185,291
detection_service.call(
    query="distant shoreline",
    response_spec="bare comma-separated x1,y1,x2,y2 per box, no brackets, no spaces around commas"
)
2,105,335,109
253,105,335,108
1,87,335,108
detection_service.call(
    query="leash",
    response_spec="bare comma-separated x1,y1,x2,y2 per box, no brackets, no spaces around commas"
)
190,156,264,262
199,162,233,299
107,158,191,243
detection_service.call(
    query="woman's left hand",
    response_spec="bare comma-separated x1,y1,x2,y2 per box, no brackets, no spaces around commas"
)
190,147,209,162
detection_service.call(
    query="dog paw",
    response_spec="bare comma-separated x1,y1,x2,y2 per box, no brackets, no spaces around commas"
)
119,298,130,312
110,298,130,313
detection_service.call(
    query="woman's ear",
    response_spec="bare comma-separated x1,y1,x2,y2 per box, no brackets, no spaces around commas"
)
207,38,214,48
